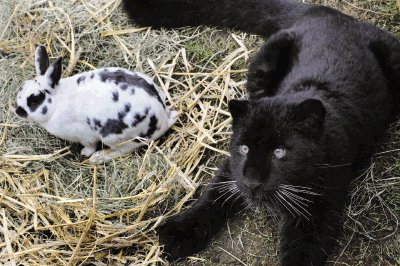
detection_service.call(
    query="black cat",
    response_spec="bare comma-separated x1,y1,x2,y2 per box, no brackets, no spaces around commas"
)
122,0,400,265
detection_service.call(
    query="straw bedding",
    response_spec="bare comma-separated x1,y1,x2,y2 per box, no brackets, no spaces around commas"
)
0,0,399,265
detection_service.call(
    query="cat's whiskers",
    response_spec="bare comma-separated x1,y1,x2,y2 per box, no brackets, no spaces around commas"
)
210,181,237,193
280,189,312,204
274,192,297,218
230,191,245,208
215,184,236,193
259,194,279,222
212,180,240,205
310,182,330,190
280,190,312,218
280,184,314,190
313,162,351,169
236,198,253,215
280,184,321,196
208,180,236,186
277,190,312,220
279,191,305,218
274,184,322,220
213,187,235,204
209,181,236,190
218,181,315,221
221,186,241,207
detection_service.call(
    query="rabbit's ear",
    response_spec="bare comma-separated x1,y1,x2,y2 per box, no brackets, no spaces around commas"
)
35,45,49,76
45,57,63,88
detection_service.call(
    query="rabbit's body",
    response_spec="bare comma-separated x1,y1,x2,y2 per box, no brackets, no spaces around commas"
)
15,46,177,163
43,68,173,143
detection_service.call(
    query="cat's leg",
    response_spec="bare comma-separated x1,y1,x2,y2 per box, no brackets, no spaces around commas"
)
279,203,345,266
157,159,245,260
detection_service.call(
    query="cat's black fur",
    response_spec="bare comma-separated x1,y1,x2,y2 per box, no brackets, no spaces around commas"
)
122,0,400,265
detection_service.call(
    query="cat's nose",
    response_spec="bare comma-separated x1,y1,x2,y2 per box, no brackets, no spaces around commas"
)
244,181,262,191
239,180,263,194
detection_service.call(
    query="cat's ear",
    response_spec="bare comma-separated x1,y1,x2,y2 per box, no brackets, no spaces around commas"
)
294,99,326,129
229,100,249,119
369,39,400,101
247,31,299,99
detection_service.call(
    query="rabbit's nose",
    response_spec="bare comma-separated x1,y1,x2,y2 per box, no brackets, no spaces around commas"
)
15,106,28,118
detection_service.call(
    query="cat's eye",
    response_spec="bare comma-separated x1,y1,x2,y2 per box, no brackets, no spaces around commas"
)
239,145,249,155
274,148,286,159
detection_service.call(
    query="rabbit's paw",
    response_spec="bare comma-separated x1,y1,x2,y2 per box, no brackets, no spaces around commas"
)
89,151,111,164
81,146,96,157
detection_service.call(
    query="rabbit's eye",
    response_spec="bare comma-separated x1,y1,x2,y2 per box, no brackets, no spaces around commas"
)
27,92,45,112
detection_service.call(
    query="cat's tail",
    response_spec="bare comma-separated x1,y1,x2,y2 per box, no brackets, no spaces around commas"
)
122,0,310,37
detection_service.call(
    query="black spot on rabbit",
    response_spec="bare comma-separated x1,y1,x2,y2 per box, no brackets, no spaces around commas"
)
132,113,146,127
117,103,132,120
94,119,102,128
77,76,86,85
27,92,46,112
100,119,128,137
133,116,158,143
124,103,131,113
86,117,95,130
41,106,48,115
131,107,150,127
99,70,164,108
112,91,119,102
101,104,132,137
92,119,102,130
143,115,158,138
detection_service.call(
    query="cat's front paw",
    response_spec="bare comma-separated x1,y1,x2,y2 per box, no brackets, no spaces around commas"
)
157,215,200,260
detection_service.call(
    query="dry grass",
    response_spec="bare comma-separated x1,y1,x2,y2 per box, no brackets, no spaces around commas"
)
0,0,399,265
0,0,259,265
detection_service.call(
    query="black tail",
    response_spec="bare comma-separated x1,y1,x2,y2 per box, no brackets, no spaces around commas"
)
122,0,310,37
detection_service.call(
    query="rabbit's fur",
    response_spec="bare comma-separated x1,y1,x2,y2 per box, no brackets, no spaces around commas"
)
15,45,177,163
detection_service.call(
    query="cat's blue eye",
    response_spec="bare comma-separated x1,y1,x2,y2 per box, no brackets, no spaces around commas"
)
274,148,286,159
239,145,249,155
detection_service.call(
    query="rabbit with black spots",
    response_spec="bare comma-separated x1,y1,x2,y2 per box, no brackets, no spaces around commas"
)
15,45,178,164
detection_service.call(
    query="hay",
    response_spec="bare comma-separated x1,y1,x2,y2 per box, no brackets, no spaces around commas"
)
0,0,399,265
0,0,260,265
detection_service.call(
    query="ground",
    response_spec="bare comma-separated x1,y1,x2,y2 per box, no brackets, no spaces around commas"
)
0,0,399,265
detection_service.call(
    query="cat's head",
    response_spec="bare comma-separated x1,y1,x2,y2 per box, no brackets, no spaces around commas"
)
228,97,326,210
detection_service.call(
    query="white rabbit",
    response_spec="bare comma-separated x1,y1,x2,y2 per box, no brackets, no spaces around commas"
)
15,45,178,164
